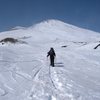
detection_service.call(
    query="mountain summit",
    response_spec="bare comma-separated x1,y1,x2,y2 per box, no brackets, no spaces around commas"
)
30,19,100,42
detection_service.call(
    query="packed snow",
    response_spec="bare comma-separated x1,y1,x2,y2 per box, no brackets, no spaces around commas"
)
0,19,100,100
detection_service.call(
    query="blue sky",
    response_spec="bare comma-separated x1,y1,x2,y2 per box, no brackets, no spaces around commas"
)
0,0,100,33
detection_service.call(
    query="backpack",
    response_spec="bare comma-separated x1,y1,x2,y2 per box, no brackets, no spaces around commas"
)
50,49,53,55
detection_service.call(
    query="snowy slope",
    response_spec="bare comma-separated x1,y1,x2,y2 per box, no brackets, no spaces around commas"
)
0,19,100,100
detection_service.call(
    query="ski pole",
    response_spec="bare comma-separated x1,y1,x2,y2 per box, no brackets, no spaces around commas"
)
47,57,48,66
55,57,57,64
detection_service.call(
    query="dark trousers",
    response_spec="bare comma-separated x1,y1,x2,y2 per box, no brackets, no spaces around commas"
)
50,56,54,67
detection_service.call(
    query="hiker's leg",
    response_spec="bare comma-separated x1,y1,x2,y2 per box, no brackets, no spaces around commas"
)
52,58,54,67
51,58,53,66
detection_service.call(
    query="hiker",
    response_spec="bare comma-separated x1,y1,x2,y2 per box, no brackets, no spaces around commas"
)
47,47,56,67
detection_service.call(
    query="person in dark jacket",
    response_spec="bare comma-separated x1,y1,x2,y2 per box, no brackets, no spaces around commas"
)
47,47,56,67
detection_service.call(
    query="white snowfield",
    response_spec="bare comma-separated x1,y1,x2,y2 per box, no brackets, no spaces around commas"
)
0,19,100,100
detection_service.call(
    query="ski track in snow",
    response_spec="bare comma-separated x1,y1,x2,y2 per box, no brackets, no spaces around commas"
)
0,47,100,100
0,45,100,100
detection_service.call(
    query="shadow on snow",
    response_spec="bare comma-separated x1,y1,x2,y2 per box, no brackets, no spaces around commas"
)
54,62,64,67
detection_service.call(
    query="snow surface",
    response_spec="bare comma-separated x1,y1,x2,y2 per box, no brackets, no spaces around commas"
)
0,19,100,100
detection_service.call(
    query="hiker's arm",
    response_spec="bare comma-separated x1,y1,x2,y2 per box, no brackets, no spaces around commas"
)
54,51,56,57
47,52,50,57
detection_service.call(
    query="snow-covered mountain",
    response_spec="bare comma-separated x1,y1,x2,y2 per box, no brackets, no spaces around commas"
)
0,19,100,100
1,19,100,43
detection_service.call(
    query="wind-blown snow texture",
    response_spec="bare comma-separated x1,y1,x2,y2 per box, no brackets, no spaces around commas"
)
0,19,100,100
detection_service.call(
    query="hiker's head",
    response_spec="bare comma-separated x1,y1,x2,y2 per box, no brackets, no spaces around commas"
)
50,47,53,50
